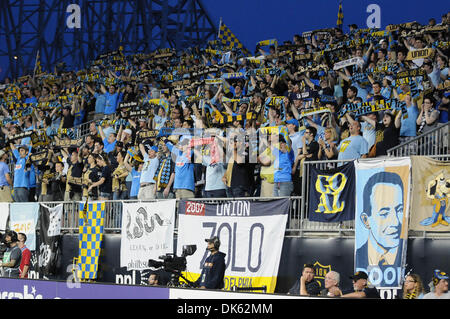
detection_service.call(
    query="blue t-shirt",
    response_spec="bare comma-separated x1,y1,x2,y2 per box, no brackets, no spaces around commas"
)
94,92,106,114
273,147,295,183
203,156,226,191
103,137,116,153
400,104,419,137
337,135,368,161
140,153,159,184
167,142,195,192
13,149,30,188
0,162,10,186
104,92,120,115
130,168,141,197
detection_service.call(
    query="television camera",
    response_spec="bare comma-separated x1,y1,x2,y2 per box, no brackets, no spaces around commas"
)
148,244,197,287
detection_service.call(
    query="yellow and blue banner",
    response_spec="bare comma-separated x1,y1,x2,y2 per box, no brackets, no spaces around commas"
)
308,161,355,222
76,201,105,280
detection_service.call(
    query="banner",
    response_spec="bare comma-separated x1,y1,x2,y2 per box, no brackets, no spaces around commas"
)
38,204,63,275
9,203,39,251
354,158,411,288
176,199,289,293
120,200,176,271
75,201,105,280
333,57,364,70
308,161,356,222
410,156,450,231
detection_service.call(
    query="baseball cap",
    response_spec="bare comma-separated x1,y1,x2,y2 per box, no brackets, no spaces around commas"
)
350,271,368,281
433,269,449,282
286,118,299,127
123,128,132,135
205,236,219,244
0,149,5,158
443,92,450,98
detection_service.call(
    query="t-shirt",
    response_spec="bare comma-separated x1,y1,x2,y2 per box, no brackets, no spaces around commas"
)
273,146,295,183
140,153,160,184
13,149,29,188
94,92,106,114
2,245,22,278
99,166,113,194
337,135,369,161
19,246,31,278
400,104,419,137
103,137,117,153
423,291,450,299
0,161,10,186
167,142,195,192
203,157,226,191
104,92,120,115
288,278,321,296
130,168,141,197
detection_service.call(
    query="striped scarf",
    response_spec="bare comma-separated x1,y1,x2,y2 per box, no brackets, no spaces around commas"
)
153,154,173,190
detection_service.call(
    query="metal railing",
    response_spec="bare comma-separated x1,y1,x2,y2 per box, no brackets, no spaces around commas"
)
387,122,449,157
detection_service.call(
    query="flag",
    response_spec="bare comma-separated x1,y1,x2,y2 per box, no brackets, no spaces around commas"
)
33,50,42,76
336,1,344,30
409,156,450,231
354,157,411,288
308,161,356,222
75,201,105,280
218,20,251,56
38,204,63,275
9,203,39,251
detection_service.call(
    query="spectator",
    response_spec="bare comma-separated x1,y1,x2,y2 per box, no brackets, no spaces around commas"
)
341,271,380,298
337,120,369,162
0,230,22,278
288,263,321,296
416,96,440,135
401,273,425,299
272,134,295,197
423,270,450,299
0,149,13,202
88,154,113,200
10,143,31,202
138,143,159,200
320,270,342,297
17,233,31,279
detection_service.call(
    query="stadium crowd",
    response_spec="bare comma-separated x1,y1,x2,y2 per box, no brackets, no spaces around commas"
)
0,12,448,203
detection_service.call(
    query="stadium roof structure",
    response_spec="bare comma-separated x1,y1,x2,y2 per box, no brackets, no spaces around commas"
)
0,0,217,80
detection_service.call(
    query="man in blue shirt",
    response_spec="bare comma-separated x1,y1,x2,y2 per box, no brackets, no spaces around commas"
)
137,144,159,200
10,143,31,202
337,120,369,162
98,125,117,153
272,135,295,197
0,149,13,202
103,85,121,115
165,138,195,199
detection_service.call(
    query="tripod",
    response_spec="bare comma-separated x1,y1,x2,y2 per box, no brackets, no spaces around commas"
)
166,269,197,288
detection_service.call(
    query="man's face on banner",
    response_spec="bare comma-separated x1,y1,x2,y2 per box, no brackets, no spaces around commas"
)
367,183,404,249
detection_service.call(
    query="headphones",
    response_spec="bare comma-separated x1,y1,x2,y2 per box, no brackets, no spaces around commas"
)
206,236,221,251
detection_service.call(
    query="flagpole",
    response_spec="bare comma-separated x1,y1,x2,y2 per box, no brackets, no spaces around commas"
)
33,49,39,78
218,17,222,39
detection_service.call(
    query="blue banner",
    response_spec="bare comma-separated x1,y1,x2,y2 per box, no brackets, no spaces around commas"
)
9,203,39,251
308,161,356,222
354,158,411,289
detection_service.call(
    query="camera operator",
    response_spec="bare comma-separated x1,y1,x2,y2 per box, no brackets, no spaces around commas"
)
0,230,22,278
195,236,226,290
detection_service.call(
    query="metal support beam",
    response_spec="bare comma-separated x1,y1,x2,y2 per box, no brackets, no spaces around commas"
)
0,0,217,80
